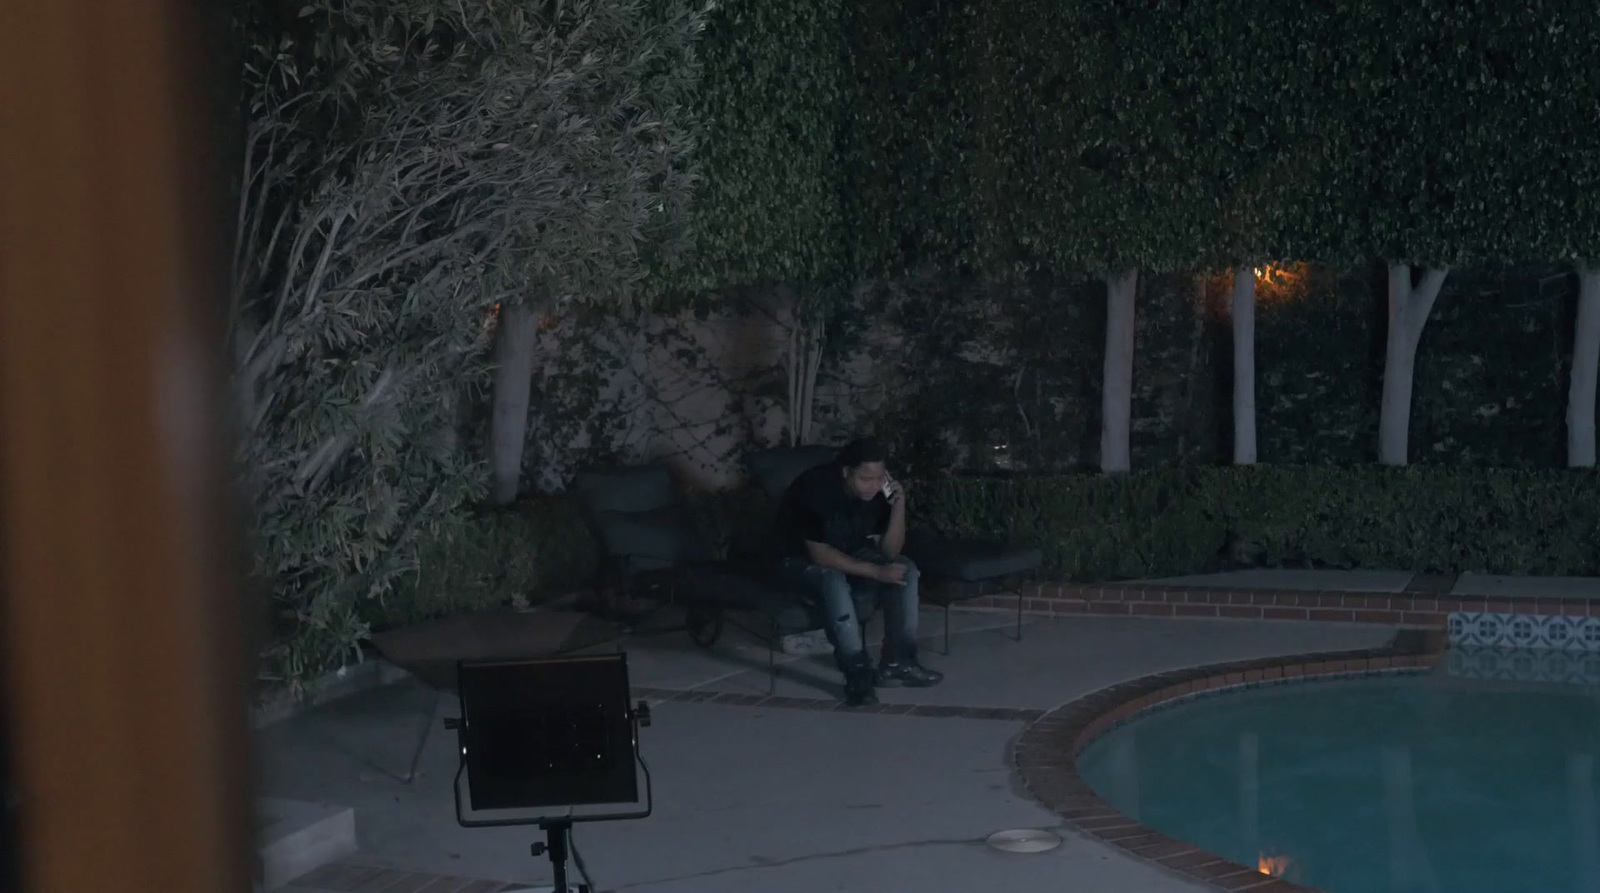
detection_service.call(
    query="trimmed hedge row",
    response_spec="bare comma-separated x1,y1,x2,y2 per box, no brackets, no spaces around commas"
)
374,486,774,631
385,466,1600,631
915,466,1600,581
374,497,597,630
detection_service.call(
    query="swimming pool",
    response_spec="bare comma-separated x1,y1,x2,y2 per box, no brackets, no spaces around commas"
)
1077,673,1600,893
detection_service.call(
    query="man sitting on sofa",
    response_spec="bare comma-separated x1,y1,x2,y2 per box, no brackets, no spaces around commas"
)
769,438,943,706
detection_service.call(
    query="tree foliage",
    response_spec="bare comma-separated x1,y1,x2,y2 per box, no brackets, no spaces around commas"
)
661,0,850,295
831,0,1600,276
231,0,707,686
235,0,1600,683
843,0,980,277
1495,1,1600,266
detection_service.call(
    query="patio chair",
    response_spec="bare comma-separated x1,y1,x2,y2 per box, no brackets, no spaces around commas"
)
569,463,711,618
568,462,840,692
901,530,1041,655
744,446,1044,655
740,445,854,653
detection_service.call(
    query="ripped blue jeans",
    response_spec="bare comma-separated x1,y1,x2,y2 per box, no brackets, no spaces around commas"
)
774,547,920,669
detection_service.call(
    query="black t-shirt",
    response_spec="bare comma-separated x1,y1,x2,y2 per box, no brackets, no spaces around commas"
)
769,463,889,559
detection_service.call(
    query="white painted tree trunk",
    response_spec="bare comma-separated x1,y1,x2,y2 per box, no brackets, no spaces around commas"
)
1382,745,1441,893
1231,269,1257,465
1569,752,1600,892
1568,268,1600,468
1100,270,1138,474
785,291,825,446
1238,731,1260,861
1109,731,1141,822
1378,264,1449,466
489,302,540,505
1382,746,1414,893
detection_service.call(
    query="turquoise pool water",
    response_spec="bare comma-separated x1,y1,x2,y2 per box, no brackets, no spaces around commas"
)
1077,673,1600,893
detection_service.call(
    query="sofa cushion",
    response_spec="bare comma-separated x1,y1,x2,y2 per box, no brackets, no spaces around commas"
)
903,531,1043,582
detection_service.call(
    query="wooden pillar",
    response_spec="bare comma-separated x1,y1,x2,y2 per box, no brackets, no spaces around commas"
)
0,1,252,892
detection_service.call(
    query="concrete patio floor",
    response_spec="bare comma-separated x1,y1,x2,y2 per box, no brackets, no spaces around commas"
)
258,608,1396,893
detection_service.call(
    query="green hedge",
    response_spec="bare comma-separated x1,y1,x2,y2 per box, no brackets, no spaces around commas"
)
836,1,1600,277
371,497,597,631
662,0,1600,290
915,466,1600,581
369,486,772,632
381,466,1600,632
664,0,850,295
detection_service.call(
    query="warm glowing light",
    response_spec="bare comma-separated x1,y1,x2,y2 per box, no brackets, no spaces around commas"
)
1250,262,1308,294
1259,853,1292,877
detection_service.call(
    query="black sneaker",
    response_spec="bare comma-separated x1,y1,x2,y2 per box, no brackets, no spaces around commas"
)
876,661,944,688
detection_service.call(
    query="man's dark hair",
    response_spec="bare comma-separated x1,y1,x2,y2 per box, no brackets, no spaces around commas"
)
837,438,888,470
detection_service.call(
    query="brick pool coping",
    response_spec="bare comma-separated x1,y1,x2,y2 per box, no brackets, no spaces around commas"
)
1013,628,1446,893
957,580,1600,627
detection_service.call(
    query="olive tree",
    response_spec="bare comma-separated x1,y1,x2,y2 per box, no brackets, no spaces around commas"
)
231,0,705,683
482,0,707,504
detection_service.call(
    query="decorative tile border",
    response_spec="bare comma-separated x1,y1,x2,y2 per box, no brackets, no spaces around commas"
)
1012,629,1444,893
1446,611,1600,650
954,580,1600,630
1444,645,1600,685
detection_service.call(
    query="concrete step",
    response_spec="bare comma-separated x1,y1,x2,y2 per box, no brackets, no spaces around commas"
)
257,797,357,891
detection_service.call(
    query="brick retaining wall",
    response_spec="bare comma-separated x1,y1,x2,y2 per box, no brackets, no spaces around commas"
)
958,582,1600,628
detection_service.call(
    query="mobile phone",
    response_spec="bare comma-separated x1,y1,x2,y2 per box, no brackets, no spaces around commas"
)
881,475,896,499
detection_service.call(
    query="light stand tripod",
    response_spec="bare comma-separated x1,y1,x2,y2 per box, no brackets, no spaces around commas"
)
446,654,653,893
530,819,579,893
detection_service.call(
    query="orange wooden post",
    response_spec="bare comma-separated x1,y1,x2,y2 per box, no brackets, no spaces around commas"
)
0,1,253,891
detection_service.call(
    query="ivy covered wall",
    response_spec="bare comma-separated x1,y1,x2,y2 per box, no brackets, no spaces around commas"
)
507,263,1580,484
1254,266,1576,468
838,270,1214,475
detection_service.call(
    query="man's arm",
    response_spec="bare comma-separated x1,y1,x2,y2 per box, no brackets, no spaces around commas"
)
805,540,893,581
880,485,907,558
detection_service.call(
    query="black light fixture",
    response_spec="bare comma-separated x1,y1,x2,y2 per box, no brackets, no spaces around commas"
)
446,653,651,893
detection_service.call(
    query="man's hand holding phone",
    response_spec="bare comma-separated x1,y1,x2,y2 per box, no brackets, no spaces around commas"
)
881,474,906,506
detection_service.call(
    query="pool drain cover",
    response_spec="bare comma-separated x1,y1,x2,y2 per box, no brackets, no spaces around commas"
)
985,828,1062,854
